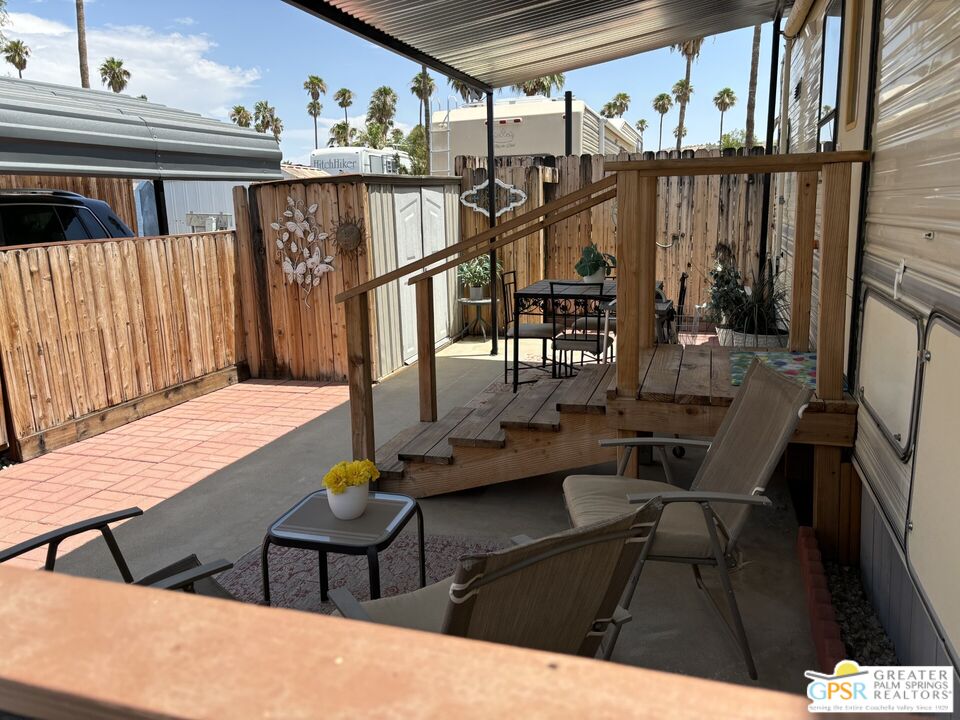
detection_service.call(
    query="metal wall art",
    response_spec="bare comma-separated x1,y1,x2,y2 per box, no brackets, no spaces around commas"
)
329,215,366,257
271,196,335,302
460,177,527,218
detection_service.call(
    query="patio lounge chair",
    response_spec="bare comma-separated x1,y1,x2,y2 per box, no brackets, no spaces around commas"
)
0,507,234,597
329,500,664,660
562,359,812,678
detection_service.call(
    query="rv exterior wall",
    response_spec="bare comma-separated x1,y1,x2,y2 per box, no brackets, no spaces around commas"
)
309,148,413,175
159,180,248,235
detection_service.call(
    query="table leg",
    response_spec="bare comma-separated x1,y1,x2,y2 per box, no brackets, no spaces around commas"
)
416,503,426,589
319,550,329,602
512,302,521,392
478,307,487,341
367,547,381,600
261,537,272,606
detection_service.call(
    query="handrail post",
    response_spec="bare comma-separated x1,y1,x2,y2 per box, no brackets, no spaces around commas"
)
416,277,438,422
345,292,375,460
789,171,818,352
816,162,852,400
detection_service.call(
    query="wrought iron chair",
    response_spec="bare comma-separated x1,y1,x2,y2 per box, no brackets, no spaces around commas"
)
550,281,614,377
501,270,557,384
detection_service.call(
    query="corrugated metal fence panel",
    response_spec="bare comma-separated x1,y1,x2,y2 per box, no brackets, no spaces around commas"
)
443,184,463,338
164,181,249,235
368,184,404,377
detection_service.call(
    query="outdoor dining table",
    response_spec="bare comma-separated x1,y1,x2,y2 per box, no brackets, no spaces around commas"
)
509,279,673,392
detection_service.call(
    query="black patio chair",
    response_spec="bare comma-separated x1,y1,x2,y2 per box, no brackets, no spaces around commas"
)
0,507,234,598
550,281,614,377
502,270,558,384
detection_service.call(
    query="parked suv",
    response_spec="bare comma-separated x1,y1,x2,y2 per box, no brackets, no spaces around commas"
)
0,190,134,246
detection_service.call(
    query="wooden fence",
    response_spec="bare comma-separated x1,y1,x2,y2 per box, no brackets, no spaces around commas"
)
0,232,239,459
456,150,766,312
0,175,139,234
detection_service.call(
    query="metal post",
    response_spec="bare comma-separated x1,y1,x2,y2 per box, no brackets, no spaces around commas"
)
486,91,498,356
154,179,169,236
758,14,782,278
564,90,573,156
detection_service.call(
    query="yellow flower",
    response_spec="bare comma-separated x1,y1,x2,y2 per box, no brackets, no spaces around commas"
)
323,459,380,495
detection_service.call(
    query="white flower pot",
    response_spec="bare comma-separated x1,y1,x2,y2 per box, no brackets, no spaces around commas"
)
327,483,369,520
731,330,788,348
469,286,484,300
716,327,734,346
582,269,606,284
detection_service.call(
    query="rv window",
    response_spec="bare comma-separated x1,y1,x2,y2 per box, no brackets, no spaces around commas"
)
818,0,843,149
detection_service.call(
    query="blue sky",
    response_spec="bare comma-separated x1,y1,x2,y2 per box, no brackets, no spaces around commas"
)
5,0,773,163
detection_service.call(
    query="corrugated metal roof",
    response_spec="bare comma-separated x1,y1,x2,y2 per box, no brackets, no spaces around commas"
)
288,0,788,90
0,78,282,180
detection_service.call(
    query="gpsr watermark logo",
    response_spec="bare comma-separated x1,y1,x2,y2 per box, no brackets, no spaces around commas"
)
806,660,954,713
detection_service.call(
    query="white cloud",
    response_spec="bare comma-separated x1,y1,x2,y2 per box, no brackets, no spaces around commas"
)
173,17,196,26
5,12,260,120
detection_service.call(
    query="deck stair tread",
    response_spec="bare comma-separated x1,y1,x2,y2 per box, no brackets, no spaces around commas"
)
447,389,521,448
555,365,612,414
639,344,684,402
499,379,564,431
675,345,713,405
375,423,427,480
398,406,475,464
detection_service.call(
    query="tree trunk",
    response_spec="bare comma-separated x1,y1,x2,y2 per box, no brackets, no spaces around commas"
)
676,57,692,153
422,65,432,175
745,24,762,148
658,116,664,152
719,111,724,148
76,0,90,88
313,117,318,150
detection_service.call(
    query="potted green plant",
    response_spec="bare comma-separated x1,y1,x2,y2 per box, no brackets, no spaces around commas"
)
574,243,616,283
706,261,747,346
458,255,501,300
322,459,380,520
728,265,789,348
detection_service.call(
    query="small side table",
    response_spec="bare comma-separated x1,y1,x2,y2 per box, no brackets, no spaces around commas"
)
261,490,425,604
458,297,492,340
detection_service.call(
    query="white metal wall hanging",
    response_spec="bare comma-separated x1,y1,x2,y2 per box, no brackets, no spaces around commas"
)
460,177,527,218
271,196,335,303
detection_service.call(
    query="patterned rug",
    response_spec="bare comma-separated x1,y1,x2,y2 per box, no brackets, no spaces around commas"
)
730,350,819,388
218,533,503,614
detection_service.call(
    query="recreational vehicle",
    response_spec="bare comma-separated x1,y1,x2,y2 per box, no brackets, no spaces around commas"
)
430,97,641,175
309,146,412,175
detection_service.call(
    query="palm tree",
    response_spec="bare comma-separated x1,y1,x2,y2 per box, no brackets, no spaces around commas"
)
328,121,355,147
745,25,762,148
75,0,89,88
357,121,387,149
713,87,737,147
652,93,673,152
449,78,481,103
635,119,649,150
673,125,688,141
334,88,353,126
511,74,565,97
269,115,283,142
303,75,326,101
411,67,436,173
671,78,694,150
367,86,398,128
601,92,631,118
230,105,252,128
99,57,130,93
253,100,282,140
3,39,29,78
389,128,405,146
307,100,323,149
670,38,704,152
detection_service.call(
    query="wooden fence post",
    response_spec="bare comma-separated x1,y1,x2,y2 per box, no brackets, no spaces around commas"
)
789,171,819,352
416,278,437,423
616,170,641,398
345,293,375,460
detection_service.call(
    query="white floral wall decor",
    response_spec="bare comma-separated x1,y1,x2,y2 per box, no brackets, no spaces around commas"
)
271,196,335,302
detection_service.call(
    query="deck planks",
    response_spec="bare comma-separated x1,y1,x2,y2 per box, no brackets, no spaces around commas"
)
448,390,519,448
499,379,563,430
675,345,712,405
709,347,737,406
556,364,610,413
398,406,474,463
639,345,683,402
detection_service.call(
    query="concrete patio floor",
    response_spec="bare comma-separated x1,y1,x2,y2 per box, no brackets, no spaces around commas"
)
49,337,814,695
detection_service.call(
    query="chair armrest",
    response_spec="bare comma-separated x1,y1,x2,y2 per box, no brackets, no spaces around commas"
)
328,588,373,622
599,437,712,450
510,534,534,546
141,559,233,592
627,491,772,507
0,507,143,565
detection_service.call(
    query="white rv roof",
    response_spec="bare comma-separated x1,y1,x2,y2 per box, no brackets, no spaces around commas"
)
433,97,587,124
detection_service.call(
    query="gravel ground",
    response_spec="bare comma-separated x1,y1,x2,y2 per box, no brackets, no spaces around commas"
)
826,562,898,665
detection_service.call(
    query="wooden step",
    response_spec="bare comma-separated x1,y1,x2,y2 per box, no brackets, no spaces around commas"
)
555,364,615,414
397,407,474,464
375,423,428,481
499,379,563,431
448,387,523,448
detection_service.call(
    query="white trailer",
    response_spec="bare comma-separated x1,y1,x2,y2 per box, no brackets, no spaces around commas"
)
309,147,412,176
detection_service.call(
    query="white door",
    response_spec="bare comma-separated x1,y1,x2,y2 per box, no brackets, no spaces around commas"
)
421,187,450,343
394,187,423,362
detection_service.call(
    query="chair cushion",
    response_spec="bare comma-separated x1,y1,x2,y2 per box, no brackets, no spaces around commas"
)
562,476,714,559
359,575,453,633
506,323,556,339
573,317,618,332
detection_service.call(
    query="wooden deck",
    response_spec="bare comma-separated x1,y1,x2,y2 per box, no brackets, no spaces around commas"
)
376,346,858,498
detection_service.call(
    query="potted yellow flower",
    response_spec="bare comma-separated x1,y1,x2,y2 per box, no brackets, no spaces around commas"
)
322,459,380,520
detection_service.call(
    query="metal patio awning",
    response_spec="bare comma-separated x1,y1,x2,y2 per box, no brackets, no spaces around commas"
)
0,78,282,181
287,0,788,91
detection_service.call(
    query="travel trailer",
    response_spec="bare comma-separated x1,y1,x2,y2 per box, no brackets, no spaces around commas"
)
309,146,412,175
430,97,641,175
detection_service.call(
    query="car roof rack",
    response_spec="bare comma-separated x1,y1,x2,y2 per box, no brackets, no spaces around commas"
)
0,189,86,199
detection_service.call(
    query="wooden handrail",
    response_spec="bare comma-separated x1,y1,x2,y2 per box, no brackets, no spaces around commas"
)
408,186,616,285
335,173,616,303
604,150,870,176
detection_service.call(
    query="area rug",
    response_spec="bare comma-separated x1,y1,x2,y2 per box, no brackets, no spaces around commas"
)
730,350,819,388
218,533,503,614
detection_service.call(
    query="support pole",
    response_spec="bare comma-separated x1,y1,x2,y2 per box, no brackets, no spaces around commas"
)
154,179,169,236
758,14,783,277
564,91,573,156
486,91,498,356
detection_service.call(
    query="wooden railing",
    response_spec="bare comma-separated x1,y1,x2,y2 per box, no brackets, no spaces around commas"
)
335,174,617,459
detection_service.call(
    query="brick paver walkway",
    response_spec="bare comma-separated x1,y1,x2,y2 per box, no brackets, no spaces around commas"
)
0,380,349,568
